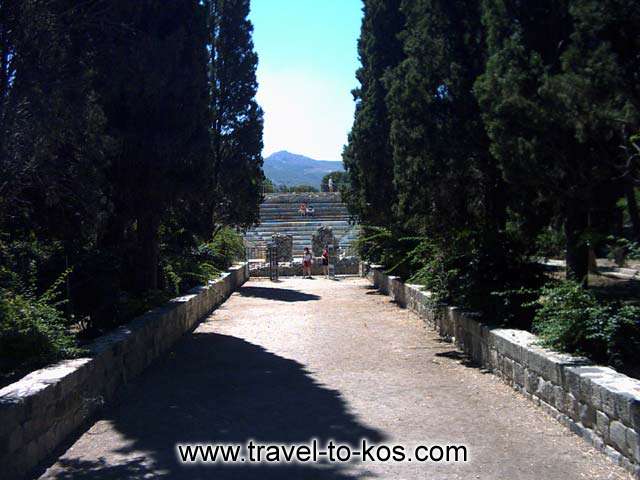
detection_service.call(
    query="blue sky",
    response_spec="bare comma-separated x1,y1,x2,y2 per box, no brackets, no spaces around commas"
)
249,0,363,160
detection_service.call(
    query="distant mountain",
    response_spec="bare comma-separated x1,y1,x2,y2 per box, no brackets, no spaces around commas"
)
263,151,344,188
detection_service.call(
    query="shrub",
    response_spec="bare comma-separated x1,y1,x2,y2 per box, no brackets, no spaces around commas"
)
607,306,640,374
408,232,544,329
205,227,245,270
532,281,606,356
159,227,244,296
606,236,640,264
356,228,544,328
532,280,640,373
354,226,421,280
0,281,82,381
534,228,565,260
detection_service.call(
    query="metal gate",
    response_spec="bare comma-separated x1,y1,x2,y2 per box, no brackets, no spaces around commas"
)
267,242,279,281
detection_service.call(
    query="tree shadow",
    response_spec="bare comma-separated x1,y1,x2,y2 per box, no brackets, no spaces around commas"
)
41,334,384,479
434,350,491,373
365,290,386,296
237,286,321,302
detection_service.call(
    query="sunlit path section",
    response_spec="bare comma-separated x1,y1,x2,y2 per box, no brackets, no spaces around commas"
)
39,277,628,479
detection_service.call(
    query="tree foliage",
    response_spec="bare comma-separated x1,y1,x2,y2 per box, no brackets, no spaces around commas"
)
0,0,264,375
342,0,404,226
386,0,503,237
95,0,212,293
476,0,639,283
346,0,640,370
209,0,265,229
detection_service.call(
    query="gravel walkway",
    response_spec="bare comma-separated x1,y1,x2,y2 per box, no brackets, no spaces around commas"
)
38,277,630,479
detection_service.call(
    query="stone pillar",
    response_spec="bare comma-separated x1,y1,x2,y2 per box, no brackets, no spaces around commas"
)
312,226,338,257
271,234,293,262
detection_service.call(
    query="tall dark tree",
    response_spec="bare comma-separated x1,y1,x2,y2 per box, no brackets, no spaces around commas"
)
476,0,639,283
95,0,211,292
209,0,264,229
343,0,404,226
386,0,502,236
0,0,108,274
566,0,640,242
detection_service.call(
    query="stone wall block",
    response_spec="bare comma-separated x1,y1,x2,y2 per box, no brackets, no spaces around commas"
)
610,420,630,456
502,356,515,382
579,402,595,428
553,385,565,412
490,330,525,364
513,362,525,388
563,366,582,400
565,393,579,421
5,423,24,454
525,368,539,395
446,307,460,340
609,387,640,429
489,348,499,371
523,348,559,385
0,398,26,435
598,382,619,419
471,335,484,365
627,428,640,463
535,379,554,403
631,397,640,432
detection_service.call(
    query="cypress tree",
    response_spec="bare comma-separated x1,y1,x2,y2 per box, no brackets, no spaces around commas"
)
386,0,499,236
476,0,639,283
96,0,211,292
343,0,405,226
208,0,264,229
0,0,108,257
564,0,640,241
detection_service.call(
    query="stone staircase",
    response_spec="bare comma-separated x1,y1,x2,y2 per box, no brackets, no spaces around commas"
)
243,192,358,258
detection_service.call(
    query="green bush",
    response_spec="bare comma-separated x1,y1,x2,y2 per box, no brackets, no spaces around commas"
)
606,236,640,263
534,228,565,259
204,227,245,271
0,287,82,379
607,306,640,374
159,227,244,296
356,228,544,329
532,281,640,372
160,252,219,296
406,232,543,329
354,226,424,280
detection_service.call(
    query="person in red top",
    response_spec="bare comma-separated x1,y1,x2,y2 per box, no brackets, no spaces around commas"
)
322,246,329,278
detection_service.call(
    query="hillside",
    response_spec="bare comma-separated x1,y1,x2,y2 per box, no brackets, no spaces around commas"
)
263,150,344,188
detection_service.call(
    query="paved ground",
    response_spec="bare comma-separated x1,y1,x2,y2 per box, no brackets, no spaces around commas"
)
38,277,630,479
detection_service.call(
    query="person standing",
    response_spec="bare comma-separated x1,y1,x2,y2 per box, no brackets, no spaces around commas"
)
322,246,329,278
303,247,313,278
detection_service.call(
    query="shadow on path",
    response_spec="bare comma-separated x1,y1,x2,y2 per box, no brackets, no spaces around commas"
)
45,334,383,479
238,286,321,302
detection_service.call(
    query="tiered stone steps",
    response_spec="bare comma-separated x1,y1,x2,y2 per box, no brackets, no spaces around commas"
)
244,192,358,258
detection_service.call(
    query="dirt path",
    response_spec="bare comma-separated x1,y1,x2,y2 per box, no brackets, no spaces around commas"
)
38,277,629,479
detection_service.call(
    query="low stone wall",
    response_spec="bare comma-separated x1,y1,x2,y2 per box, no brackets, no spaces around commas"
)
0,263,250,480
251,256,359,277
363,263,640,477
